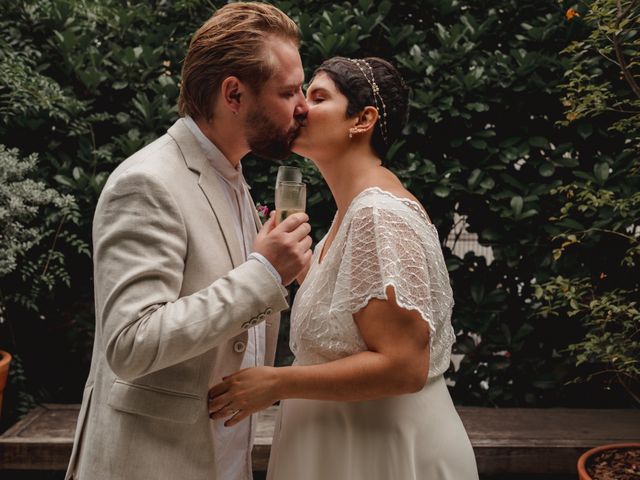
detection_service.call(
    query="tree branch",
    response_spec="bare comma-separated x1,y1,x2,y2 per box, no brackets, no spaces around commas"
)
614,0,640,100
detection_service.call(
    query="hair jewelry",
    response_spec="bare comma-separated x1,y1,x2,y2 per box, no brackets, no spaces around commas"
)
348,58,389,144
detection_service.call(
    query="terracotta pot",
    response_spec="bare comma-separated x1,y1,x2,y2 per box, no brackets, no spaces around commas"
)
578,442,640,480
0,350,11,417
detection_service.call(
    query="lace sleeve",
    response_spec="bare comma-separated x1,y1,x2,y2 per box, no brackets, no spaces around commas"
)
332,203,439,336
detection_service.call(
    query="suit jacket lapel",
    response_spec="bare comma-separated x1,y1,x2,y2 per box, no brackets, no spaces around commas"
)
167,119,244,268
247,189,263,233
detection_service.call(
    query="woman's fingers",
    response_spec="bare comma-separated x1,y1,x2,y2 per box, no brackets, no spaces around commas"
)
209,403,236,420
208,389,232,414
208,380,229,399
225,409,251,427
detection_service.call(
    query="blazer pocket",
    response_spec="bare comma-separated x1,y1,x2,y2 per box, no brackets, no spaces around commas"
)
108,380,202,424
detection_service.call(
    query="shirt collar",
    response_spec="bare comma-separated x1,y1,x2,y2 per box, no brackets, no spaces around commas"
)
183,115,248,190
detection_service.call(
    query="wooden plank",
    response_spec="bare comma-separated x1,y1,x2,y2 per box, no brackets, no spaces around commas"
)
458,407,640,475
0,405,79,470
253,407,279,471
1,404,638,473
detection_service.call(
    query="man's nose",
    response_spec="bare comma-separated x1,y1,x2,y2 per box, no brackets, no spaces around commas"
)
294,93,309,118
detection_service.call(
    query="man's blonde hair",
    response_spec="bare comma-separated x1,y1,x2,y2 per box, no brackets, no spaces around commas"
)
178,2,300,121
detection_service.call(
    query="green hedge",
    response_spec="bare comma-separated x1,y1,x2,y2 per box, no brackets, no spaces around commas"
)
0,0,636,427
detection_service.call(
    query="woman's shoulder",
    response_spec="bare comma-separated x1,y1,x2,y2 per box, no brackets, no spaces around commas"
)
348,186,433,226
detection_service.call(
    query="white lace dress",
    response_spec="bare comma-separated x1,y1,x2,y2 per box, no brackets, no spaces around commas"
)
266,187,479,480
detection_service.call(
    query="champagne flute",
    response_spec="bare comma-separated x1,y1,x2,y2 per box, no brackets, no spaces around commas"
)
275,166,306,225
276,165,302,184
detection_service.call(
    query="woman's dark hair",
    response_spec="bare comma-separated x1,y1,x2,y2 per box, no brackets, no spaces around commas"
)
313,56,409,161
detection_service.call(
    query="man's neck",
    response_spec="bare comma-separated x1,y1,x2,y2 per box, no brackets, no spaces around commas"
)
194,116,248,167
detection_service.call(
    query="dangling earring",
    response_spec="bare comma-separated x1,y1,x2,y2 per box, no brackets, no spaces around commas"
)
349,127,357,139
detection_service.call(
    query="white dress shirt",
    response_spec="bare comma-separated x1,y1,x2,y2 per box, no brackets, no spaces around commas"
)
184,116,278,480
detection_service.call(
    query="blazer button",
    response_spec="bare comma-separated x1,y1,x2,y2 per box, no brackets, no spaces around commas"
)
265,308,273,315
233,341,246,353
241,321,251,329
258,313,266,322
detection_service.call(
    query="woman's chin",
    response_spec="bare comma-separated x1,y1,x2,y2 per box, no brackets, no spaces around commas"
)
290,140,309,159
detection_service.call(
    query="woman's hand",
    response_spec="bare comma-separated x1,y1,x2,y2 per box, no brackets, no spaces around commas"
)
208,366,281,427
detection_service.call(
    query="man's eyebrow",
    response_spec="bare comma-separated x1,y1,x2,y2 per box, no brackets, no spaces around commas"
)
281,82,304,91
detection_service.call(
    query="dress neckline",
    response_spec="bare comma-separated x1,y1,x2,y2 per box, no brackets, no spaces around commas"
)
316,186,434,266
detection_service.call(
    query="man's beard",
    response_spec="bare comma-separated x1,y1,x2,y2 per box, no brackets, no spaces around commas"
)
245,106,300,160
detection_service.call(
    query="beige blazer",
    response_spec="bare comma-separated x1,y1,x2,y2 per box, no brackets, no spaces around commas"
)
65,119,288,480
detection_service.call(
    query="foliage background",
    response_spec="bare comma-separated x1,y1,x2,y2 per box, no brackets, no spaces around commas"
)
0,0,637,429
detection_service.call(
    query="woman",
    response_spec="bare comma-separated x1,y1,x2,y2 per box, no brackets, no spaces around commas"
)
209,56,479,480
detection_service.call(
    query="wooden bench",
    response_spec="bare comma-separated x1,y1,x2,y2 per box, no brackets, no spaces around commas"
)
1,404,638,474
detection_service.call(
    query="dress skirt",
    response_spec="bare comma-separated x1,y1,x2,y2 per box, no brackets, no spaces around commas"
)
266,374,479,480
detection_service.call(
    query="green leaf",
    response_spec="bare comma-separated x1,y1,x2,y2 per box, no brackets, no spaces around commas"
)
529,136,549,149
480,228,500,242
556,218,585,230
539,163,555,177
479,176,495,189
511,196,524,217
470,139,488,150
471,283,485,304
433,185,450,198
593,163,610,183
576,122,593,139
468,168,483,188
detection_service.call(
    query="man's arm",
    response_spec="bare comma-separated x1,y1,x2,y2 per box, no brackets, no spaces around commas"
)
94,170,289,381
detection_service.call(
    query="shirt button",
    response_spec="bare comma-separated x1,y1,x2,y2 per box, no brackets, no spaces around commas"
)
257,313,266,322
233,341,246,353
265,308,273,315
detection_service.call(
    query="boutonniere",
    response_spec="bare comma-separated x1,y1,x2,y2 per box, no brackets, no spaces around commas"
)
256,203,270,224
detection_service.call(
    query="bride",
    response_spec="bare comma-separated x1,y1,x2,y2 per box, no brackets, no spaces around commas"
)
209,56,479,480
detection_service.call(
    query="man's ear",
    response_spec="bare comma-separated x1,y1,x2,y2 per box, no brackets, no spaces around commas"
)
220,76,245,115
353,106,379,134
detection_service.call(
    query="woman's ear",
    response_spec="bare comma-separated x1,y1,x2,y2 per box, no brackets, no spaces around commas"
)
220,76,244,115
351,106,379,135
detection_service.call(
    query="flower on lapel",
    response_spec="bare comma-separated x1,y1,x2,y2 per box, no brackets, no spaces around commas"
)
256,203,270,223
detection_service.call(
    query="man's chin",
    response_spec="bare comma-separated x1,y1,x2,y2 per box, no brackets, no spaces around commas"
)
250,142,292,161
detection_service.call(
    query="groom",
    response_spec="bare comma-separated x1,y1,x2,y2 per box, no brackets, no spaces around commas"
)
65,3,311,480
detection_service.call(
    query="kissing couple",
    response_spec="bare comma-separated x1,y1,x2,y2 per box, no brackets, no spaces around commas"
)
66,2,479,480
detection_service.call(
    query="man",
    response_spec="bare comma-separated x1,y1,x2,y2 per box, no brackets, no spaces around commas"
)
65,3,311,479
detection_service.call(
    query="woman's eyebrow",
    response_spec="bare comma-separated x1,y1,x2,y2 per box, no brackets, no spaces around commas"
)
307,86,329,96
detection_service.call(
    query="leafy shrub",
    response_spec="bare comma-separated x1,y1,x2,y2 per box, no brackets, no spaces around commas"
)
0,0,637,427
534,0,639,405
0,144,85,419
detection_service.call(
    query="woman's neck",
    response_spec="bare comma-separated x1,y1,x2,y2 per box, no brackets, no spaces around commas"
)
314,146,385,220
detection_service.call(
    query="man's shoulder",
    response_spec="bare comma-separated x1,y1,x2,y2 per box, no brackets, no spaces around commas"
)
104,129,189,192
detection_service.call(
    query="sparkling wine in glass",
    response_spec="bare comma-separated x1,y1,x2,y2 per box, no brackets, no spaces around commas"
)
275,166,306,225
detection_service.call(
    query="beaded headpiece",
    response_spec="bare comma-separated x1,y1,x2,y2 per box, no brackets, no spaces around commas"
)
348,58,389,144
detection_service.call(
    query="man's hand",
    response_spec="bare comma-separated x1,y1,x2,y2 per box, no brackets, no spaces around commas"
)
253,212,312,286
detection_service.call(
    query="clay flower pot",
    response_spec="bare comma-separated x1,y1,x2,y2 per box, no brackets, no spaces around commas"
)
578,443,640,480
0,350,11,417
